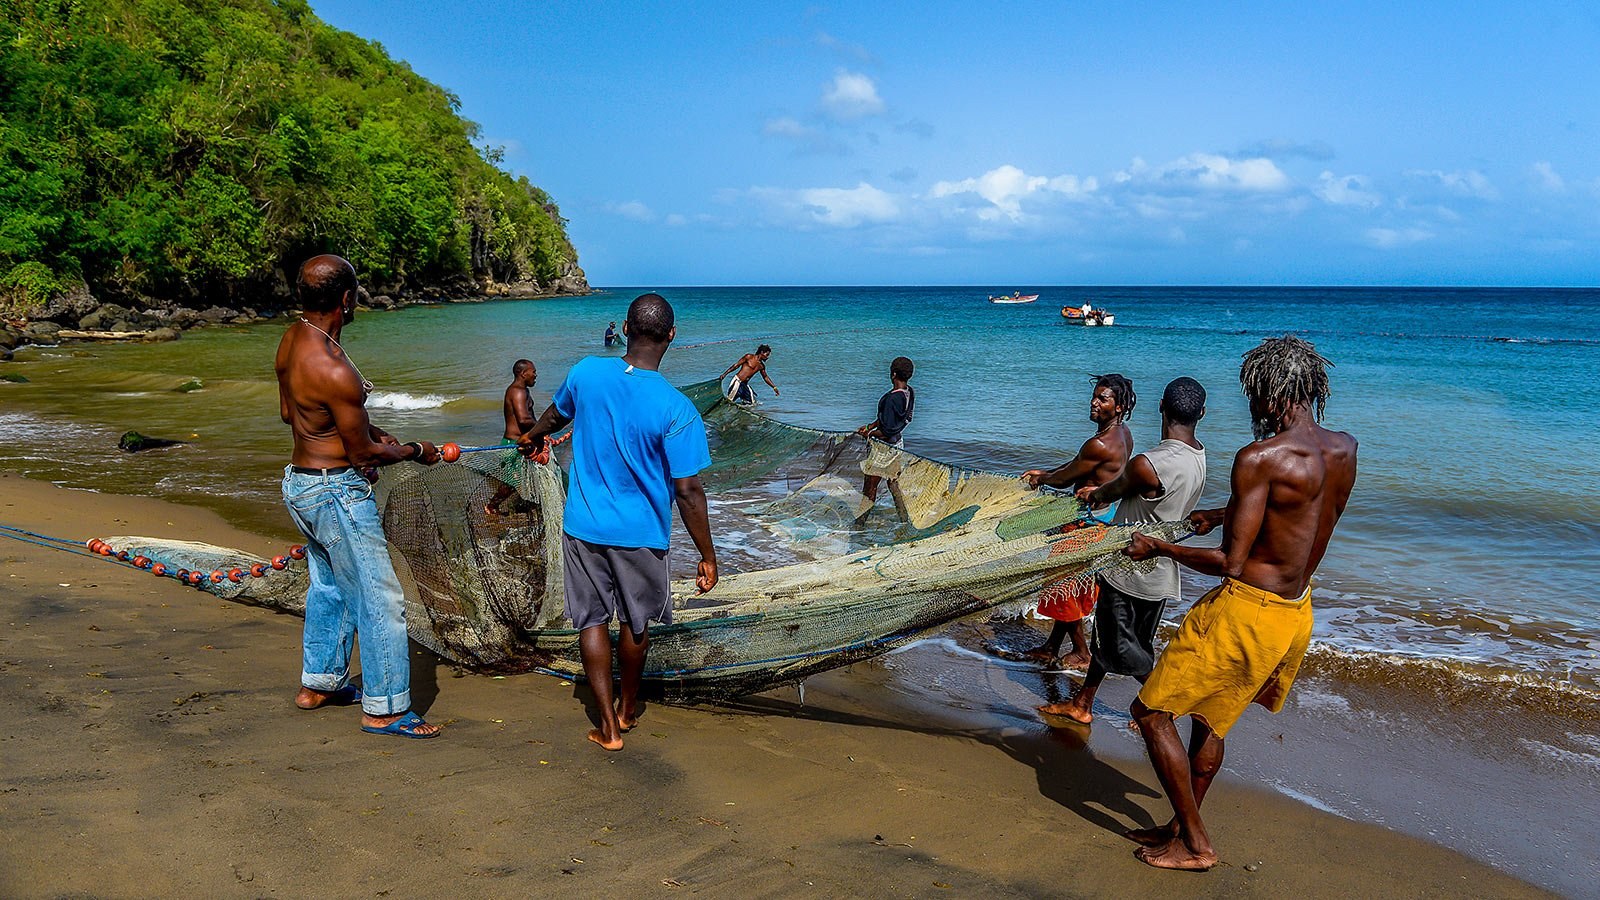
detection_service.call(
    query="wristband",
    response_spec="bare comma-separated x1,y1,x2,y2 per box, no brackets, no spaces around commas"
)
402,441,424,460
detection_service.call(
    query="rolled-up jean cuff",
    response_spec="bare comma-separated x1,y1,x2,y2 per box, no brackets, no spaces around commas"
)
362,689,410,717
302,672,348,692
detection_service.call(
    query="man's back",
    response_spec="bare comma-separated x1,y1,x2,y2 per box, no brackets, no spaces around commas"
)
276,325,361,468
555,356,709,550
1239,423,1357,597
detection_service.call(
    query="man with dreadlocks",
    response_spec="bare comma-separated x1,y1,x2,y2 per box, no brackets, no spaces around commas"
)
1015,373,1136,671
1119,335,1357,871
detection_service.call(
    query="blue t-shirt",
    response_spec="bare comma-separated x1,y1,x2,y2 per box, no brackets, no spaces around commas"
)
553,356,711,550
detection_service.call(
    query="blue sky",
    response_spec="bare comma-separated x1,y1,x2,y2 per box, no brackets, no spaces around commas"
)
310,2,1600,286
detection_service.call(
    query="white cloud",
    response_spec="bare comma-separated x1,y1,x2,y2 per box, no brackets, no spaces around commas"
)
1121,153,1290,192
762,117,810,139
930,165,1098,221
815,31,874,63
664,213,688,227
1531,161,1565,192
611,201,655,222
798,182,898,226
820,70,885,121
1315,171,1382,208
1365,226,1434,248
761,116,846,155
1405,168,1498,199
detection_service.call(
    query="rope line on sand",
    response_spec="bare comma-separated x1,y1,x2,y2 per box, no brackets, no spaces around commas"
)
0,521,306,588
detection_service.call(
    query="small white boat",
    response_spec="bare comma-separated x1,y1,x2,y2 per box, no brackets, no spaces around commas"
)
1062,304,1115,326
989,292,1039,304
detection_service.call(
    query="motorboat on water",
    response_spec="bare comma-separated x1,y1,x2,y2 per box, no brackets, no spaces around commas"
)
989,291,1039,304
1062,302,1115,326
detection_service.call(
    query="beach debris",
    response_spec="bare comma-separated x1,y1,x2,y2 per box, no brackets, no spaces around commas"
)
1245,862,1261,872
176,378,204,392
0,373,29,383
118,431,184,452
661,878,687,887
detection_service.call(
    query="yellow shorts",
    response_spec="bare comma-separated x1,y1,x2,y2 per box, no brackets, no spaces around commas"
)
1137,577,1313,738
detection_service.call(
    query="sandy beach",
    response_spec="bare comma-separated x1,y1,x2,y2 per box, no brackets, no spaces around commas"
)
0,472,1546,898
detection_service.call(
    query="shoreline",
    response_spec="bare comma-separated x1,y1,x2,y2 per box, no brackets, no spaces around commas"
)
0,472,1555,897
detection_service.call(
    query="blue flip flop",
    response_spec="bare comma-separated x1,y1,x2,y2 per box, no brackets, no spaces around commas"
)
361,710,439,739
322,684,363,706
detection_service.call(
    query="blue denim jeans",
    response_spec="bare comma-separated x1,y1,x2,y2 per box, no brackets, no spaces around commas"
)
281,466,411,716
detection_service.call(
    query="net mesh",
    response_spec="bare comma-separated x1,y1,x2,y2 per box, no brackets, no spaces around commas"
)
109,379,1187,698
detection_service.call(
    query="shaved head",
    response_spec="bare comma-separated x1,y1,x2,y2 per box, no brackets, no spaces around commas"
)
296,255,357,312
626,293,675,343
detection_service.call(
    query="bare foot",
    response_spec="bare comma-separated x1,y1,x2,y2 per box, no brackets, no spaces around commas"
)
1135,838,1216,871
1124,821,1180,847
1054,652,1091,672
1019,645,1058,664
616,705,639,732
1037,700,1093,725
587,728,624,751
295,685,359,709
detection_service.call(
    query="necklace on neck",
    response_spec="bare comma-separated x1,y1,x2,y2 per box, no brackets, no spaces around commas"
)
300,317,374,393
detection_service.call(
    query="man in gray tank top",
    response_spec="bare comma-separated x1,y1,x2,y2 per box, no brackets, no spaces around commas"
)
1039,377,1208,726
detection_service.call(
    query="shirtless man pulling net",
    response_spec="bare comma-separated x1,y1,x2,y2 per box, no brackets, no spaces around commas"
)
1121,335,1357,870
275,255,444,739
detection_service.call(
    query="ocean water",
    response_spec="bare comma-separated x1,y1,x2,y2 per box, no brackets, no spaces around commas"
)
3,286,1598,693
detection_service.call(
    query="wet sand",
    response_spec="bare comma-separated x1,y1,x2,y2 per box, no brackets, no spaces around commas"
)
0,473,1547,897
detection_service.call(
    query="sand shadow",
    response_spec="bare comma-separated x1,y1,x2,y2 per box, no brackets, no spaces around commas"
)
713,694,1161,837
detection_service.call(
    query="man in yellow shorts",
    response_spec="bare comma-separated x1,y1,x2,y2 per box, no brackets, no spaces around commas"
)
1119,335,1358,871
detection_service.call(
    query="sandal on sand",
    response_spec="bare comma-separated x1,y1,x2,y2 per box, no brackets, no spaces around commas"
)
361,710,438,739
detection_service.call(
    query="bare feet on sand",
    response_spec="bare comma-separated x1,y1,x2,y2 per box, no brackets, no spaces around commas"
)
295,685,358,710
1051,651,1091,672
588,728,624,751
1123,821,1180,847
1134,838,1216,871
1019,646,1058,664
616,705,639,733
1037,699,1093,725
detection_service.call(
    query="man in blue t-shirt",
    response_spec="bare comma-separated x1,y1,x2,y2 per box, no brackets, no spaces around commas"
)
518,293,717,752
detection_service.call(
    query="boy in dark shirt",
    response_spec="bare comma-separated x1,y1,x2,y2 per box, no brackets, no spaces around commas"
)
856,356,916,503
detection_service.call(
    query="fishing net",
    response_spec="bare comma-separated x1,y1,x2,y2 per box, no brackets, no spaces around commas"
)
108,379,1186,698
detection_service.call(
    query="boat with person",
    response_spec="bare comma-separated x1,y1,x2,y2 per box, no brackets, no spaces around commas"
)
1062,302,1115,326
989,291,1039,304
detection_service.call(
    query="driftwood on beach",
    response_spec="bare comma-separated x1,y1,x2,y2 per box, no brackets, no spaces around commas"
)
56,329,180,343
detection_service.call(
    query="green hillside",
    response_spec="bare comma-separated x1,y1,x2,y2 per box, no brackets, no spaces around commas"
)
0,0,584,317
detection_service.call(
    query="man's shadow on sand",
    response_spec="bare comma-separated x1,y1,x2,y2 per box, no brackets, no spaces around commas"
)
713,693,1162,838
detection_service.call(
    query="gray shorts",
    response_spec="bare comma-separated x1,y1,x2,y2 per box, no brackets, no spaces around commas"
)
561,533,672,633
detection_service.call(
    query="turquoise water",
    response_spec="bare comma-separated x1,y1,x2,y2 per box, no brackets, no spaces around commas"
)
2,286,1598,698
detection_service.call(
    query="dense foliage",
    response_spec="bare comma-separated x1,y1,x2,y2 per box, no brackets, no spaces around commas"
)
0,0,581,316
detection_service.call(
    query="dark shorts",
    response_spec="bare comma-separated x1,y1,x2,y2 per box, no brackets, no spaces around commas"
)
561,534,672,633
1090,577,1169,678
729,378,754,404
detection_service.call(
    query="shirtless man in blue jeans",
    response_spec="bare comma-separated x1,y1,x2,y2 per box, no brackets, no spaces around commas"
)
276,254,444,739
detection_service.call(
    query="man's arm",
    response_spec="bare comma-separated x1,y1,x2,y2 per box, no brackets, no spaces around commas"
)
1024,435,1113,489
759,364,779,394
1126,447,1270,578
719,357,744,379
1077,453,1159,507
325,369,438,466
517,403,572,455
279,381,292,424
674,475,718,594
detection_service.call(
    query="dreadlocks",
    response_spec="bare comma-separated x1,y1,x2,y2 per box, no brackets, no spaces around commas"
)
1240,335,1332,439
1092,373,1136,420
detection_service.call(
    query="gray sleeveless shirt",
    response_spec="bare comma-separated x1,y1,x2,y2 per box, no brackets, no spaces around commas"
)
1102,439,1207,601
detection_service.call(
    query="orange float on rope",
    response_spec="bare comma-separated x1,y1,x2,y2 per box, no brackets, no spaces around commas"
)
185,571,203,585
440,442,461,463
209,570,225,584
289,545,306,560
271,555,288,570
250,563,268,578
132,556,150,568
227,568,244,583
152,563,168,577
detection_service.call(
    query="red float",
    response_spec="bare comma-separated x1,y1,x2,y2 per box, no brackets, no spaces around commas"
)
152,563,168,576
441,442,461,463
271,555,288,570
289,545,306,560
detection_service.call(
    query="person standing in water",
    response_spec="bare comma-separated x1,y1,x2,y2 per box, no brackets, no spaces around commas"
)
275,254,443,739
518,293,718,751
484,358,539,516
720,344,779,405
1017,374,1136,671
1038,377,1207,723
856,355,916,506
603,321,618,348
1121,336,1356,871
